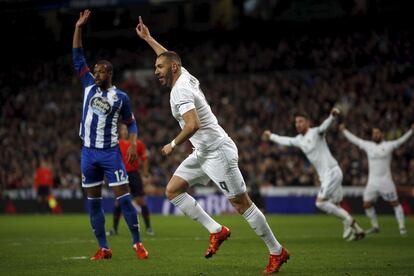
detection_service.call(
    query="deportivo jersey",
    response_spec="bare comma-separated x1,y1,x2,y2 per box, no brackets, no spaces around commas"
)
73,48,136,148
119,139,148,173
269,115,339,182
343,129,413,184
170,67,228,151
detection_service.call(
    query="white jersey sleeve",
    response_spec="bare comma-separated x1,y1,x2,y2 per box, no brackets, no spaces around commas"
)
175,85,196,116
343,129,369,150
389,129,413,150
269,134,299,147
317,115,335,134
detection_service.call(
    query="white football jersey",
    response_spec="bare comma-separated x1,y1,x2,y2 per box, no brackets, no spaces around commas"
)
269,116,339,182
343,129,413,185
170,67,228,151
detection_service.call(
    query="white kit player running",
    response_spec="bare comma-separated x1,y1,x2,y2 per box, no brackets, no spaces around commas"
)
135,16,289,274
263,109,365,241
340,124,414,235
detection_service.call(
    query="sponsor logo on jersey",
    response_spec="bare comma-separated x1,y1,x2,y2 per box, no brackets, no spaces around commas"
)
90,96,112,115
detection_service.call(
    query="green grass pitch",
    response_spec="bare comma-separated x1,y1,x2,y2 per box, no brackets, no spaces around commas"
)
0,214,413,275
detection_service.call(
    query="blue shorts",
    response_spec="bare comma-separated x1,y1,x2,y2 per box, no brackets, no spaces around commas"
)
81,146,128,188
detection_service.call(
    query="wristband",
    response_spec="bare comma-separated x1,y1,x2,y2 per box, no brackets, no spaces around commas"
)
170,139,176,149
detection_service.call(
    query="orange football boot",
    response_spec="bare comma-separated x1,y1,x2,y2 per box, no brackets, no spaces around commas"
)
90,248,112,261
263,248,290,274
133,242,149,259
205,225,231,258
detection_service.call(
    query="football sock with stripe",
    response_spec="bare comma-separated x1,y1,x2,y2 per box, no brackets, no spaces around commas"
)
171,193,222,233
242,203,282,255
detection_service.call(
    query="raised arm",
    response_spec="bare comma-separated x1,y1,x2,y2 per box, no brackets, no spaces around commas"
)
135,16,168,56
317,108,339,134
73,10,90,49
390,124,414,149
262,130,298,147
340,124,368,150
72,10,94,87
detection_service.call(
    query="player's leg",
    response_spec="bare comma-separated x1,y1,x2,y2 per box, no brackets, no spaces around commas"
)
104,147,148,259
108,199,121,235
130,172,153,235
390,200,406,235
204,139,288,273
315,167,364,240
81,147,111,260
382,185,406,235
166,173,222,234
135,195,154,235
363,185,380,233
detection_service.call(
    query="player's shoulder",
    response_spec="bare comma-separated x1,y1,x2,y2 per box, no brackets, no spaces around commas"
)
309,127,320,136
113,87,131,101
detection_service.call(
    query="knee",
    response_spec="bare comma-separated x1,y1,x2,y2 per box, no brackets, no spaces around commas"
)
230,194,252,214
165,186,183,201
315,201,324,209
135,197,145,206
363,202,373,209
389,201,400,207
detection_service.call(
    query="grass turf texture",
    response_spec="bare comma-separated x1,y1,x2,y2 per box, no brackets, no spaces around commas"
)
0,214,413,275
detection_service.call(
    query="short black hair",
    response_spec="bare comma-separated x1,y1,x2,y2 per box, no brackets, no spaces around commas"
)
96,60,113,73
157,51,182,66
294,111,311,120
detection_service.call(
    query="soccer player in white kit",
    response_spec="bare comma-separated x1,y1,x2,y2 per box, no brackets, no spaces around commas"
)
135,17,289,274
263,109,365,241
340,124,414,235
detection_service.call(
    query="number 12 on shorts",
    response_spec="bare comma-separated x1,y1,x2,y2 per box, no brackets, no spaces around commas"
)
114,170,125,182
219,181,229,193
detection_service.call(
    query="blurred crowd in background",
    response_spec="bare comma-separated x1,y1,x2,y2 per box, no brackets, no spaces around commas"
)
0,28,414,195
1,24,413,196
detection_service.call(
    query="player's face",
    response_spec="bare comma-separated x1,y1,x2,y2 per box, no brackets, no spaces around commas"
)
155,56,174,88
372,128,383,143
295,116,310,134
119,124,128,140
94,64,112,88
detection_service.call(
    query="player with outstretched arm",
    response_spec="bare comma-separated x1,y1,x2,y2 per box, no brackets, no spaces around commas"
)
263,109,365,241
340,123,413,235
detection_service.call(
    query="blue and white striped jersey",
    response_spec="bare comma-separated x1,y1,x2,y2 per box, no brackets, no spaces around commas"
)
72,48,137,149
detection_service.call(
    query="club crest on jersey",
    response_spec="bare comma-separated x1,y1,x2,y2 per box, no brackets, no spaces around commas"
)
90,96,112,116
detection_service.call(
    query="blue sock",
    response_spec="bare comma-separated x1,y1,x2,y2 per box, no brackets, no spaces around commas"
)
118,194,141,244
88,198,108,249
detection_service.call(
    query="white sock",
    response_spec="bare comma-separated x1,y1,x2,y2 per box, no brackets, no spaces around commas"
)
242,203,282,255
393,204,406,230
316,201,353,223
170,193,222,233
365,207,379,229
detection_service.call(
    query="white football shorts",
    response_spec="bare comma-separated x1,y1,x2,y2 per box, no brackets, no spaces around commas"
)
317,166,343,204
363,180,398,202
174,138,246,198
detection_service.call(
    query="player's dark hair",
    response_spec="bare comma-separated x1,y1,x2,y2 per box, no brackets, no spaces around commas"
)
96,60,113,73
158,51,182,66
294,111,311,120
